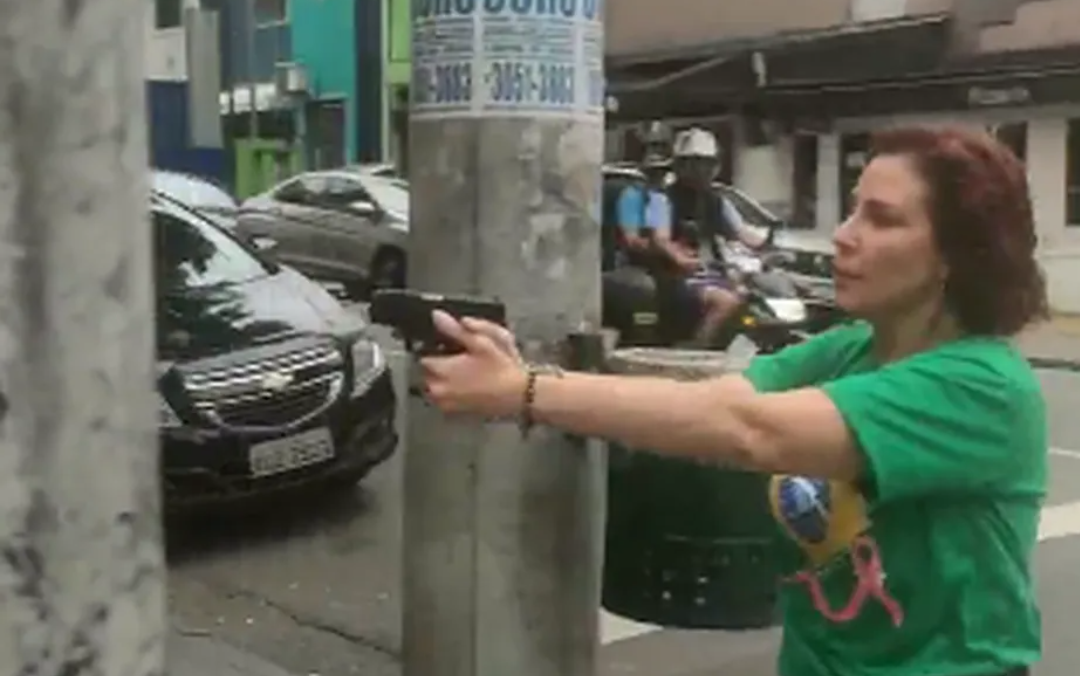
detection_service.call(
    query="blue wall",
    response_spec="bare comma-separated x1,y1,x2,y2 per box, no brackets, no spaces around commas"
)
291,0,360,162
148,81,228,184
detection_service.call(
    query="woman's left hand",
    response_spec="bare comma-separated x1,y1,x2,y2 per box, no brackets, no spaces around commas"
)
420,310,527,419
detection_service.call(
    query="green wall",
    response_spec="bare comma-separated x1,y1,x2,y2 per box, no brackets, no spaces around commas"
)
386,0,411,86
291,0,358,163
234,139,302,198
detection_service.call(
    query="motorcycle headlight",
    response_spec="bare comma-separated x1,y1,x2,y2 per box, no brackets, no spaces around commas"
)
158,392,182,428
350,339,386,396
763,298,808,323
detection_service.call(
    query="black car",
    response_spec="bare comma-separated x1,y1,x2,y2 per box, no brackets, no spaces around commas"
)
152,192,397,511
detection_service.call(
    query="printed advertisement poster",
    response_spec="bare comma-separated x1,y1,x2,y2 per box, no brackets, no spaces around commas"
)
411,0,605,120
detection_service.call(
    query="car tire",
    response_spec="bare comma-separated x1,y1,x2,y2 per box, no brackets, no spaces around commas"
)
369,249,406,291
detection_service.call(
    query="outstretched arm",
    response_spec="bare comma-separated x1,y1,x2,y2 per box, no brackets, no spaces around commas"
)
529,370,862,481
424,313,1033,502
423,310,861,481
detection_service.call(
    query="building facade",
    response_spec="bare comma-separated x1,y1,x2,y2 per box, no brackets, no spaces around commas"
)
146,0,230,183
148,0,297,195
606,0,1080,312
383,0,411,173
291,0,359,168
287,0,392,166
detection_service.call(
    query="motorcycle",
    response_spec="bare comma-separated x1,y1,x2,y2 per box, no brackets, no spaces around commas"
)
751,248,848,334
602,238,828,355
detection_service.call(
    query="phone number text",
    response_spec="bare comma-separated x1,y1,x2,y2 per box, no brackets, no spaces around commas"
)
413,61,605,110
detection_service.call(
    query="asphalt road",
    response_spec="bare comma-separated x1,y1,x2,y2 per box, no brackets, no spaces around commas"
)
166,317,1080,676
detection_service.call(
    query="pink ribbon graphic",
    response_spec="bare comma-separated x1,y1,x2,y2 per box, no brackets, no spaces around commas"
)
784,535,904,627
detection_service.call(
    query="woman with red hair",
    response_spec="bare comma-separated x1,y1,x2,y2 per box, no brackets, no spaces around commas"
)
421,125,1047,676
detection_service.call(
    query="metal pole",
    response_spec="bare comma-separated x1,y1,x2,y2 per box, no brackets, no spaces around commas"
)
0,0,163,674
246,0,260,139
403,2,606,676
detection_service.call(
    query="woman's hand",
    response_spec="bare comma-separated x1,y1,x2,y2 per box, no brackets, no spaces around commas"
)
420,310,527,419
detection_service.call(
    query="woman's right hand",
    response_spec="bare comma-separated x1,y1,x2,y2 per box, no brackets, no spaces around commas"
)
419,311,526,419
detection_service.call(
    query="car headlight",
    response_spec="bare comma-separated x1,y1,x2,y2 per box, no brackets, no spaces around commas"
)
350,339,386,396
158,392,182,428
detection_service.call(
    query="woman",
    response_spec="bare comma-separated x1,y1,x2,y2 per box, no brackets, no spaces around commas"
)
420,126,1048,676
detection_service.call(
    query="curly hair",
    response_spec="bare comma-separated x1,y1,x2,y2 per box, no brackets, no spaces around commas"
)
870,125,1048,336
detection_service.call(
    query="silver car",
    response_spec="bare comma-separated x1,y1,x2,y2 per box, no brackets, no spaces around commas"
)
236,169,409,295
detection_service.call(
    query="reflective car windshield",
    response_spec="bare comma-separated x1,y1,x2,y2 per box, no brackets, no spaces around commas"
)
154,201,267,292
152,171,238,210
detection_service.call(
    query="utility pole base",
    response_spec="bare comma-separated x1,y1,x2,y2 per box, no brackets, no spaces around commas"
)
403,115,606,676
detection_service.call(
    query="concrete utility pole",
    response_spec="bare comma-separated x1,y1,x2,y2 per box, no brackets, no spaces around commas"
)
403,1,606,675
0,1,163,675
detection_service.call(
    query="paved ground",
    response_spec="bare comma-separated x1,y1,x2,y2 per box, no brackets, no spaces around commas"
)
171,630,295,676
167,310,1080,676
1019,316,1080,368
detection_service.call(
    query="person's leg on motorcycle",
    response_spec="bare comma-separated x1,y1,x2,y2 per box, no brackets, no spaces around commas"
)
696,286,742,345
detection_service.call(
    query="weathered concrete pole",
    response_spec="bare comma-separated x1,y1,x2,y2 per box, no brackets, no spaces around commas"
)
403,1,607,675
0,1,164,674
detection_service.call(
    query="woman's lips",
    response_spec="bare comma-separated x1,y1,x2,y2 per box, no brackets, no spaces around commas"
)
833,267,861,283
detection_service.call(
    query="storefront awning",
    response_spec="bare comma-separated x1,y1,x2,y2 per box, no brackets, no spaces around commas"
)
759,63,1080,119
605,14,952,123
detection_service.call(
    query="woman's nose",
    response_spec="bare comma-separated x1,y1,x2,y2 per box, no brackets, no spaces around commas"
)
833,215,858,252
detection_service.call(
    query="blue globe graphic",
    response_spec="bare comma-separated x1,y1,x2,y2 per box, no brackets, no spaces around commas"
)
777,477,832,544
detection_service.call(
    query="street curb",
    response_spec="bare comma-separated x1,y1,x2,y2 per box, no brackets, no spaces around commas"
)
1028,356,1080,371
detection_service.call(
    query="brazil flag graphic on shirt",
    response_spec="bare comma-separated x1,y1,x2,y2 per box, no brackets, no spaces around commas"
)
769,475,904,626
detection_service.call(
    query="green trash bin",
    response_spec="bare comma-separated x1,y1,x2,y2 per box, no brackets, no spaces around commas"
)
602,348,780,630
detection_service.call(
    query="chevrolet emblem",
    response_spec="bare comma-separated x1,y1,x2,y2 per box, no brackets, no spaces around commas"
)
261,372,293,392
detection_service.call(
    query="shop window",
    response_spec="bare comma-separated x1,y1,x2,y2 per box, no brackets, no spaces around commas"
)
154,0,182,29
1067,120,1080,227
254,0,287,25
791,133,818,230
987,122,1027,164
839,132,870,218
390,86,410,176
306,100,346,170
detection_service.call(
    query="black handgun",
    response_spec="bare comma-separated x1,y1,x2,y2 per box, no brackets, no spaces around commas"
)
369,289,507,354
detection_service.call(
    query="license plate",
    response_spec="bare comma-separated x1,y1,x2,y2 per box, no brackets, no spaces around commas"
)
248,427,335,478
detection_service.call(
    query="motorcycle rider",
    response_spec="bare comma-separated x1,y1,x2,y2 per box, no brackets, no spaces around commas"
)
613,147,674,268
613,137,747,346
665,127,769,344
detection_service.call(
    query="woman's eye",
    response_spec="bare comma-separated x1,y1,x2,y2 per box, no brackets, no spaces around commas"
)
864,206,901,227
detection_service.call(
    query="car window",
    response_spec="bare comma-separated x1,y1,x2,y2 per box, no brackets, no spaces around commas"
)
358,175,409,219
273,178,307,204
324,176,372,203
300,174,329,194
274,175,328,204
153,206,267,293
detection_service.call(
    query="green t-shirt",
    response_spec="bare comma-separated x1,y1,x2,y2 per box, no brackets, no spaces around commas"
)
744,321,1046,676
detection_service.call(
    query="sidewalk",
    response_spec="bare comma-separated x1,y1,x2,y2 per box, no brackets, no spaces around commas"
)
1019,315,1080,369
170,629,295,676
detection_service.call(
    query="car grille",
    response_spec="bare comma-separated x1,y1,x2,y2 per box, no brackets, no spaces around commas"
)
182,342,345,431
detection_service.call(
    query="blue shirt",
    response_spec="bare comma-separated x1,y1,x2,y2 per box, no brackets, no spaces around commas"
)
616,184,671,234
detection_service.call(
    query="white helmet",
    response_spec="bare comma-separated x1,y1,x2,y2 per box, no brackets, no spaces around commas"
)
673,127,719,159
